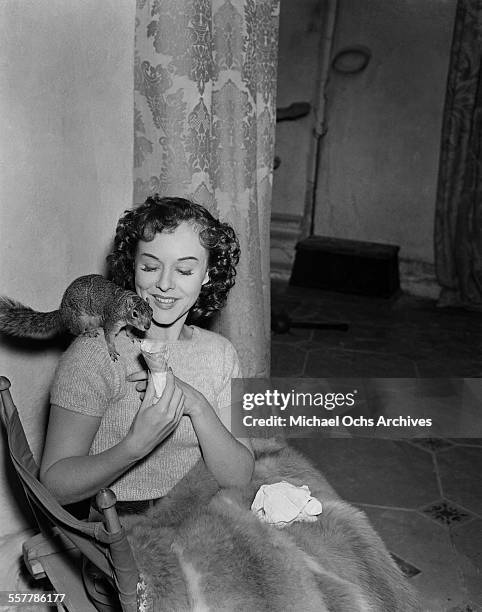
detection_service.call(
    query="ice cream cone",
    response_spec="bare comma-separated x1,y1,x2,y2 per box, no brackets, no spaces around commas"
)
140,340,169,397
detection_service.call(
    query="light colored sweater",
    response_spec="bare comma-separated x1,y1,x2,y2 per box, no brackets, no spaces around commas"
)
50,326,241,500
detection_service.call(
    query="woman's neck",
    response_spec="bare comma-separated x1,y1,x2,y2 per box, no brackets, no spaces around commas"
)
145,319,192,343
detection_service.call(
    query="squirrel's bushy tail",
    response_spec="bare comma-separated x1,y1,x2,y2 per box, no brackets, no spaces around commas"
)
0,297,63,338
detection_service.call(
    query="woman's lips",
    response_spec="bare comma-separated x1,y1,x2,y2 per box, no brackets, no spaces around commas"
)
149,295,179,309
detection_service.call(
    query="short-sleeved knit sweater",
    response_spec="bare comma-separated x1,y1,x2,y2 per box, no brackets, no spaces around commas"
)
50,326,241,500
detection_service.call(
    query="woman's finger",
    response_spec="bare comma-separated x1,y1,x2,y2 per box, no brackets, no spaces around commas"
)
127,370,148,383
141,373,156,407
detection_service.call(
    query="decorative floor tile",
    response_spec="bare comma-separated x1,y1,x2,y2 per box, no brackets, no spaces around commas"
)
390,552,421,578
420,500,473,527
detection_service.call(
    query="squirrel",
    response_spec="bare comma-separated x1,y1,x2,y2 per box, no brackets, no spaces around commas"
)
0,274,153,361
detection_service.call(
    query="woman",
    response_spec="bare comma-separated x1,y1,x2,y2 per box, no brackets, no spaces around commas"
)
40,195,254,509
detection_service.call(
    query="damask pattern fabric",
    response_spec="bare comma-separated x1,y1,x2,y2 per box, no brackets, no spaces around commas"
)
134,0,280,375
435,0,482,310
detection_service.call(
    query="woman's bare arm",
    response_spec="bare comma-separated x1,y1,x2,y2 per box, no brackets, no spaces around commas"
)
189,405,254,488
40,405,141,505
171,377,254,488
40,372,184,505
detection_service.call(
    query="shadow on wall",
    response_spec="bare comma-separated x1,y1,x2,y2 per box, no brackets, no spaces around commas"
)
0,332,70,447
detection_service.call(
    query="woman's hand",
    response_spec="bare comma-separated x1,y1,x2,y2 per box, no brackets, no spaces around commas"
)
125,371,184,460
127,369,254,488
127,370,210,418
171,376,212,418
127,370,148,400
173,377,211,418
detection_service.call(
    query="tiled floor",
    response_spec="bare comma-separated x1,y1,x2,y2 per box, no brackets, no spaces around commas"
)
271,281,482,612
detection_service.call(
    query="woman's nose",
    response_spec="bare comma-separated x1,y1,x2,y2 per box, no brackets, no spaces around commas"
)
156,268,174,292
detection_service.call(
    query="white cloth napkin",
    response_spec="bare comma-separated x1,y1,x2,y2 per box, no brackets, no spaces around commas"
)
251,481,322,528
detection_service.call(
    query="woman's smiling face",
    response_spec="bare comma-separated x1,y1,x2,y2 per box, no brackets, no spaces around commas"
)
134,222,209,338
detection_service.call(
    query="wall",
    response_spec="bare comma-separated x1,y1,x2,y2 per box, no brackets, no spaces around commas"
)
270,0,332,275
0,0,135,592
272,0,456,295
271,0,326,219
314,0,457,267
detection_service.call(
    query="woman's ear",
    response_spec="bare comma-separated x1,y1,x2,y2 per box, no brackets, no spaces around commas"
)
202,270,210,286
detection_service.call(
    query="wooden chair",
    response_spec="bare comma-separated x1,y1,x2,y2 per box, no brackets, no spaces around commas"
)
0,377,150,612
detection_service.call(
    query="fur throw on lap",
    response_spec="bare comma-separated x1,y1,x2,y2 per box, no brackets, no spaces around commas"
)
126,439,420,611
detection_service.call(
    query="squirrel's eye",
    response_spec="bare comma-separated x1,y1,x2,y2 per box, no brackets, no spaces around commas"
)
132,310,139,318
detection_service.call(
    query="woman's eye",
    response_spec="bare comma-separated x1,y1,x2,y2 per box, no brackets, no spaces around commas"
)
177,269,193,276
141,265,158,272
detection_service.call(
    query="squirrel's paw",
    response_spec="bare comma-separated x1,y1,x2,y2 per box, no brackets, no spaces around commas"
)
108,346,120,362
125,327,137,343
83,329,100,338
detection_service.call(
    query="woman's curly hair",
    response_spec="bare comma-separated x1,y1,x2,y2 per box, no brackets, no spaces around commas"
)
107,195,240,320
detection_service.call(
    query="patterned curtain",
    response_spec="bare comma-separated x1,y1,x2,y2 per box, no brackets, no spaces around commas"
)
134,0,280,376
434,0,482,310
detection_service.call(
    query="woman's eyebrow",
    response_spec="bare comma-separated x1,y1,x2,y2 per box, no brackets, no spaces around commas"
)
139,252,160,261
139,253,199,263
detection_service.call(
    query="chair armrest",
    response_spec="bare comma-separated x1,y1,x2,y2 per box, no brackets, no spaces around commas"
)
23,530,77,579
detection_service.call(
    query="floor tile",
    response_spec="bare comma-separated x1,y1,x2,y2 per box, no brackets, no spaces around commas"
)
437,447,482,516
450,519,482,605
271,344,307,376
350,380,482,440
272,281,482,378
415,357,482,378
290,438,440,508
271,326,313,344
271,282,481,610
450,439,482,448
420,499,474,527
409,438,455,452
359,506,469,612
304,346,418,377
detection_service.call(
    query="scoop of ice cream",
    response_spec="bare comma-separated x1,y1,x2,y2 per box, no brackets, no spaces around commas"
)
140,340,169,397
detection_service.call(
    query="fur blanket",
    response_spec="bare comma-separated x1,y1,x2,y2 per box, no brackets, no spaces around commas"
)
126,439,420,611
